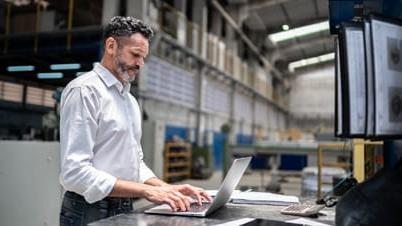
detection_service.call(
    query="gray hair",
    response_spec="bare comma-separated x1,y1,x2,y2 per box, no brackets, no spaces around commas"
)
103,16,154,43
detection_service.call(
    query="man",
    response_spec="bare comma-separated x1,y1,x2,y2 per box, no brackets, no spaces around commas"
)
59,16,211,225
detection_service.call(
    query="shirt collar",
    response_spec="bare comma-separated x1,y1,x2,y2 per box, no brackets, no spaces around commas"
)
94,63,131,94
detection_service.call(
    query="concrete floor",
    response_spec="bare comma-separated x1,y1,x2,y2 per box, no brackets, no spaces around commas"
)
134,170,304,209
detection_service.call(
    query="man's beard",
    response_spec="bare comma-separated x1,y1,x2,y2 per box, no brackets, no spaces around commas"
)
115,54,139,84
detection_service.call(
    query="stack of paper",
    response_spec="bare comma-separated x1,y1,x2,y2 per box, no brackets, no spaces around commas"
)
205,189,241,198
231,192,299,206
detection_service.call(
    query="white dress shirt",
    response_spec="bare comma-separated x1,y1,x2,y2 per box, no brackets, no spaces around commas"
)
60,63,156,203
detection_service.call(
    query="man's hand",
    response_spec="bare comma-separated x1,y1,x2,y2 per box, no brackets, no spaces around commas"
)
164,184,213,206
142,185,192,211
111,179,213,212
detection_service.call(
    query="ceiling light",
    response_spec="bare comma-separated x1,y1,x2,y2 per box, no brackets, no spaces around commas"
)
289,52,334,72
269,21,329,43
37,72,63,79
7,65,35,72
50,63,81,70
282,24,289,31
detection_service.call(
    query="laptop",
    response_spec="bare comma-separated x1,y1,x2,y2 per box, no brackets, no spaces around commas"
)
144,157,252,217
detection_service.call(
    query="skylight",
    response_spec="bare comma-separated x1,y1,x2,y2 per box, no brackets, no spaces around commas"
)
288,52,334,72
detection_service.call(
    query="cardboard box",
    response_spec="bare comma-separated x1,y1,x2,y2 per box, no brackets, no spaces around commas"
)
241,63,249,86
200,31,208,60
161,6,186,46
207,34,219,66
225,49,234,75
148,2,160,29
233,55,241,81
266,83,273,100
186,22,200,54
217,41,226,71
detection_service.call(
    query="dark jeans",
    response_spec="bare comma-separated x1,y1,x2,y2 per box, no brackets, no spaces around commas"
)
60,191,134,226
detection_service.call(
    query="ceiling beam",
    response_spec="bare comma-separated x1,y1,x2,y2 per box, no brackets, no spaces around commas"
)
286,49,334,63
291,60,334,74
265,16,328,34
279,36,334,54
244,0,293,11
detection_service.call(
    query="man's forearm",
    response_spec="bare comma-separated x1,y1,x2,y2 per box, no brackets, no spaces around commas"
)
144,177,169,187
109,177,169,198
108,179,151,198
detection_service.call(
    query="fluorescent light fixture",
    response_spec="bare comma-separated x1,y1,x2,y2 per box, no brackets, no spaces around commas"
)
50,63,81,70
37,72,64,79
7,65,35,72
289,52,334,72
269,21,329,43
282,24,289,31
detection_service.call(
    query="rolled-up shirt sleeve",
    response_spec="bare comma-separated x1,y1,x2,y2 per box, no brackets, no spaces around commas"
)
138,146,156,183
139,161,157,183
59,86,116,203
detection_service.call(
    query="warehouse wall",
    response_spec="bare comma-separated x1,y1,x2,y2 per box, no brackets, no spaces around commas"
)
288,66,334,131
142,99,196,129
140,56,287,144
0,141,62,226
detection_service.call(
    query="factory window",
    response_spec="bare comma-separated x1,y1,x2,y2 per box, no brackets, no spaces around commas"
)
26,86,55,108
27,86,43,106
43,89,55,108
0,81,23,103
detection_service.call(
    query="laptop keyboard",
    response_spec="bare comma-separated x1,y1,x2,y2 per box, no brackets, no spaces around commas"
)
187,202,211,212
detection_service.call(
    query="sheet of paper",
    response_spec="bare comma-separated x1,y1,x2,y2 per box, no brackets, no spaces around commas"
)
205,189,241,197
371,17,402,136
364,20,375,137
231,191,299,204
286,218,331,226
335,36,343,137
342,24,366,136
212,218,255,226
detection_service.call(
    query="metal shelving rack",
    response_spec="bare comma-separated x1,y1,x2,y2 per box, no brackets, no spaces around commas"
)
163,142,192,182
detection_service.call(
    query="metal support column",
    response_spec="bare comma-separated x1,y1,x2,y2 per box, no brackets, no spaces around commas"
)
195,65,206,146
34,2,42,53
3,2,11,55
353,139,365,182
251,94,256,140
67,0,74,51
352,139,383,182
